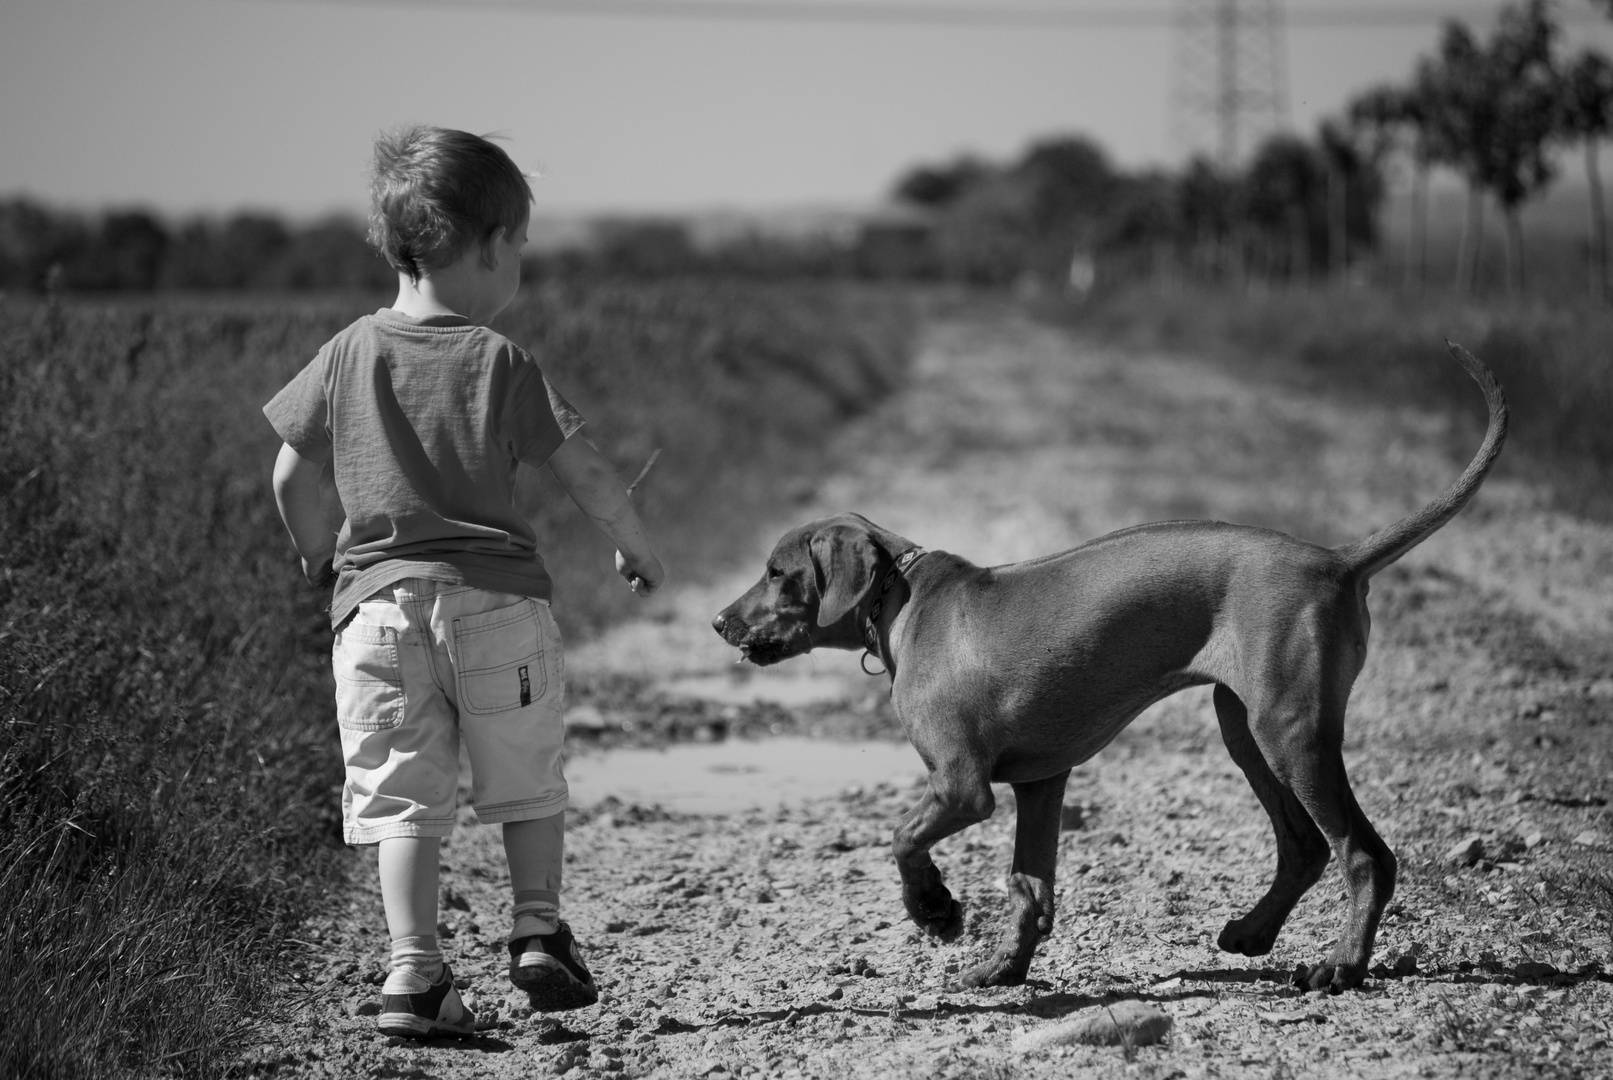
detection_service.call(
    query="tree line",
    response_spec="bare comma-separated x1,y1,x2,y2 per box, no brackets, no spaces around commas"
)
1348,0,1613,294
4,0,1608,297
0,201,394,293
893,0,1613,297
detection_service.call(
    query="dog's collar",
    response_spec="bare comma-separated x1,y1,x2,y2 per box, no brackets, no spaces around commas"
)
861,547,926,675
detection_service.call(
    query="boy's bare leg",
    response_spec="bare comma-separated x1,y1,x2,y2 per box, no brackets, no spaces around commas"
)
502,813,596,1007
378,836,444,980
374,835,475,1033
379,836,441,938
503,815,563,935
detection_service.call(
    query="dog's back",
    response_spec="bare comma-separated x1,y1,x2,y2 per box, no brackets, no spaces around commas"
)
894,523,1355,776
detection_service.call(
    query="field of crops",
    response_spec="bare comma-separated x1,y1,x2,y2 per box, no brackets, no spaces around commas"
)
0,280,918,1079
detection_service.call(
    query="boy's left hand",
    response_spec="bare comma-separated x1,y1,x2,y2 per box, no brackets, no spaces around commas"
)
273,443,341,590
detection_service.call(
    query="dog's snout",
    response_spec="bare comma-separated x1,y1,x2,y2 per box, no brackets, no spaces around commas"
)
713,608,746,638
713,608,753,647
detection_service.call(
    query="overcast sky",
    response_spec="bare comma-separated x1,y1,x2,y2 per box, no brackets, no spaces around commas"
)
4,0,1611,219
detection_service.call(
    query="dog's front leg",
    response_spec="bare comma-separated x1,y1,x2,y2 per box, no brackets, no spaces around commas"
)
958,770,1069,988
891,766,994,942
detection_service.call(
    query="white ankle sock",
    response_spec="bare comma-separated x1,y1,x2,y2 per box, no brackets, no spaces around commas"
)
386,934,444,989
510,891,559,942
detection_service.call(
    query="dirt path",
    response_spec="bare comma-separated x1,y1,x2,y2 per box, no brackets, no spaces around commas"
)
257,307,1613,1080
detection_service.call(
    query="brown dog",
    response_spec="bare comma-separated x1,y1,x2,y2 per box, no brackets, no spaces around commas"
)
713,343,1506,994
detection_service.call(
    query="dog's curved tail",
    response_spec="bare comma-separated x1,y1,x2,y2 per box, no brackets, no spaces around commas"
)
1335,342,1508,581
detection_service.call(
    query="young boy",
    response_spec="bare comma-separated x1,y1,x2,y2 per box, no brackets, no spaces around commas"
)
265,125,664,1038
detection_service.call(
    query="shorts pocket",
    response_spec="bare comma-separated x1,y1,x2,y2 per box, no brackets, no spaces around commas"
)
333,622,404,731
452,602,545,716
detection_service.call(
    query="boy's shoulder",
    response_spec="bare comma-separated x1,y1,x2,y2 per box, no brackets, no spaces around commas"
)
337,310,532,356
317,310,389,355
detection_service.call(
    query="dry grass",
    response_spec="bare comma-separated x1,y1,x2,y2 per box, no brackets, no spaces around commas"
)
1046,280,1613,522
0,280,917,1077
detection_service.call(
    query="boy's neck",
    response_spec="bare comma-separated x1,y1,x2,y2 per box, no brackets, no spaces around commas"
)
391,273,479,324
390,257,503,325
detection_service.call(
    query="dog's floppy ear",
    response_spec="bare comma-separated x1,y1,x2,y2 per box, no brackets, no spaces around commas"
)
810,523,880,628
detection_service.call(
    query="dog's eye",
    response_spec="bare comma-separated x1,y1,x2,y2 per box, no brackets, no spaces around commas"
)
766,566,782,581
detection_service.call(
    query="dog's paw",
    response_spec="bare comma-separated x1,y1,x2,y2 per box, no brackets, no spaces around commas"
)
1217,917,1278,957
1293,961,1367,995
956,954,1028,989
907,896,964,941
902,877,964,940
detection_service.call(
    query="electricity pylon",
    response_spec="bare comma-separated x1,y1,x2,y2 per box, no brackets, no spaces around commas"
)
1171,0,1291,169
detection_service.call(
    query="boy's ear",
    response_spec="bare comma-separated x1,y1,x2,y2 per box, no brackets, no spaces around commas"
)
479,226,506,271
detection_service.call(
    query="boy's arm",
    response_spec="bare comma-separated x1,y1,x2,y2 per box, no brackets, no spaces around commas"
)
272,442,338,587
546,435,665,597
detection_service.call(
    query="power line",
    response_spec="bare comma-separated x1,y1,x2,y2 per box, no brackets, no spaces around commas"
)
280,0,1609,29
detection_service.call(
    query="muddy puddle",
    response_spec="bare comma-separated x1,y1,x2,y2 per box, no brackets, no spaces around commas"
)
562,736,926,814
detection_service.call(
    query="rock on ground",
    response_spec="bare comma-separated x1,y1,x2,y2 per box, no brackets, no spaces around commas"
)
1012,1000,1173,1052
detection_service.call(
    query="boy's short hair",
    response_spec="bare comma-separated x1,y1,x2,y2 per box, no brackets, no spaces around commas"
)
368,125,533,281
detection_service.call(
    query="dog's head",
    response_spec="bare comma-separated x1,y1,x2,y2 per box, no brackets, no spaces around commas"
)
712,512,908,665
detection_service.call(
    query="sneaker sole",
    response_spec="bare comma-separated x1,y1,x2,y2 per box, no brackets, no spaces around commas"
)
513,956,598,1010
376,1012,477,1039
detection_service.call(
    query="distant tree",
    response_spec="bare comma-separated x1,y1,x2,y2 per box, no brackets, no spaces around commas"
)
1316,117,1388,277
1012,135,1120,280
161,212,292,289
1176,156,1240,279
221,213,292,288
1098,170,1181,283
1421,2,1562,293
1419,22,1494,292
60,209,170,290
1486,0,1563,292
1243,134,1324,281
160,219,219,289
0,198,78,290
270,218,391,290
929,173,1040,284
1560,47,1613,299
101,210,169,289
892,155,994,207
1349,83,1434,288
1014,136,1116,218
592,218,700,278
1100,170,1179,248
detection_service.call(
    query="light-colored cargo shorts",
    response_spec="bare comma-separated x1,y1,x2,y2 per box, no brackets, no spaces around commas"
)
331,578,568,844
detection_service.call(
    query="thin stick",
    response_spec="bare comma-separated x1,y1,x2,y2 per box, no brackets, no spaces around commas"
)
626,448,662,498
625,448,662,595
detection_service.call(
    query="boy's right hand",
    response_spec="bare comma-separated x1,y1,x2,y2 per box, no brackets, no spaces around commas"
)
617,551,665,597
302,553,336,589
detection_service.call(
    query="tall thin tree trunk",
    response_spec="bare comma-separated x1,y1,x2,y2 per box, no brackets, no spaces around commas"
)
1289,206,1308,283
1404,160,1429,291
1502,204,1526,293
1329,166,1348,280
1586,136,1608,301
1457,182,1484,294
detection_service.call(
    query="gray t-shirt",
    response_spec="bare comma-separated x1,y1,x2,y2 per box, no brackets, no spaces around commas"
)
263,309,584,628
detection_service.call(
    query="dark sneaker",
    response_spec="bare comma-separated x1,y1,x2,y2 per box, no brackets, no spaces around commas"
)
376,964,477,1039
509,921,598,1010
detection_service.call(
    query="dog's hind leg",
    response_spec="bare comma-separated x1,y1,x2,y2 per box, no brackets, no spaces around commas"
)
1241,684,1397,994
1285,746,1396,994
891,759,996,943
958,769,1070,988
1212,683,1331,957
